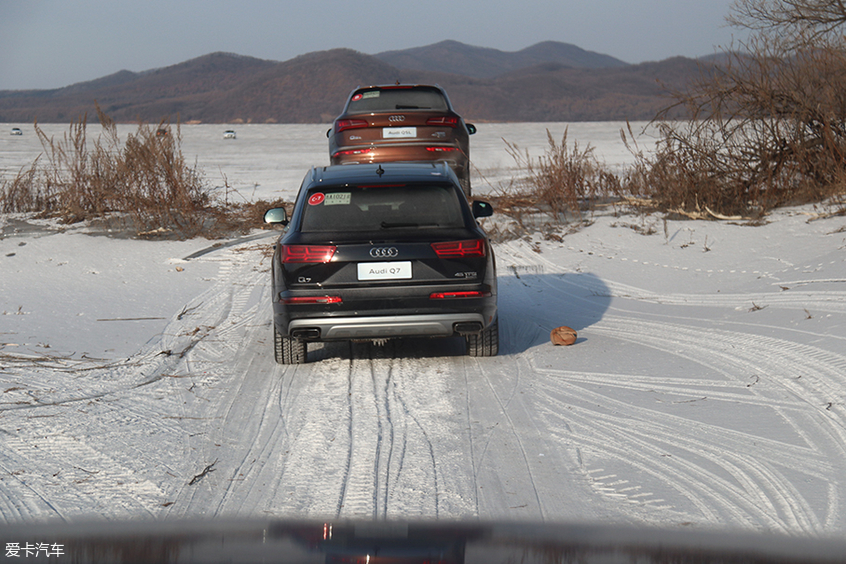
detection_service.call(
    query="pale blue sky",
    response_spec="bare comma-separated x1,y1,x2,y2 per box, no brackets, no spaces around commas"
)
0,0,743,90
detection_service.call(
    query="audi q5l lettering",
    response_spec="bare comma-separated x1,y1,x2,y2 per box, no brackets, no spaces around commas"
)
264,162,497,364
328,84,477,198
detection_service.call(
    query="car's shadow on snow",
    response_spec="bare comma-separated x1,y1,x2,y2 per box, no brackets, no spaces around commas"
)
497,270,611,355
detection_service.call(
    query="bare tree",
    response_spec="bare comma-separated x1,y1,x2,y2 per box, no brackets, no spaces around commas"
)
729,0,846,45
636,0,846,216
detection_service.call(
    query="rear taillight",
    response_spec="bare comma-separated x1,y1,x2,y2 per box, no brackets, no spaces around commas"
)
333,148,374,157
426,116,459,127
430,290,491,300
335,119,369,133
426,147,460,153
280,245,336,263
282,296,342,304
431,239,486,258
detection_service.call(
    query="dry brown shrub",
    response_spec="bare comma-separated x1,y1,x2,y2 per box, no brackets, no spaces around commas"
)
1,160,45,214
0,107,224,238
504,129,623,217
488,128,631,239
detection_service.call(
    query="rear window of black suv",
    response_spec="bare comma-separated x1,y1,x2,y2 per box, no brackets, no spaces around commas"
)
300,184,464,233
345,86,449,113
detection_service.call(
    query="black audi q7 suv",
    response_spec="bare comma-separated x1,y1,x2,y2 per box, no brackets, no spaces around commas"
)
264,162,497,364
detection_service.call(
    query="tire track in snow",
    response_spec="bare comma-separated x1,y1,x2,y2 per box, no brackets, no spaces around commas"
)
131,245,458,521
147,258,451,520
378,352,452,519
0,249,243,522
144,249,323,517
531,363,834,531
1,434,166,517
335,352,384,518
0,242,289,520
250,355,355,517
490,240,846,532
459,351,593,522
497,239,846,314
580,316,846,532
470,354,544,517
144,247,272,515
336,343,453,519
0,442,66,522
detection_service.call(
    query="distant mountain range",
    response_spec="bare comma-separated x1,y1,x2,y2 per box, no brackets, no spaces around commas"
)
0,41,708,124
376,40,628,78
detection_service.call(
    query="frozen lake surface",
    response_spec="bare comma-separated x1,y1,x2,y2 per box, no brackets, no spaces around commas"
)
1,121,656,201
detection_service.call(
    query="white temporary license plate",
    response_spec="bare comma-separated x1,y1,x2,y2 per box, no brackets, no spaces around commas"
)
357,261,412,280
383,127,416,139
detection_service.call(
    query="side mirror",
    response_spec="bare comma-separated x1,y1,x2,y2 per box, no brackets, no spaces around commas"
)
466,123,477,135
326,128,332,138
472,200,493,218
263,207,289,226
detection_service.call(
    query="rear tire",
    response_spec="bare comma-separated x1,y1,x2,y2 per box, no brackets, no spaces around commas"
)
274,325,307,364
465,317,499,357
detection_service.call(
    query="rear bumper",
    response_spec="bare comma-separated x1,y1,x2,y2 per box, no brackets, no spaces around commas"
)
288,313,485,341
272,282,497,341
331,145,468,175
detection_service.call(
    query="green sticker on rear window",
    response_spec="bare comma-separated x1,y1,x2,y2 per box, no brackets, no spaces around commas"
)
361,91,380,99
324,192,351,206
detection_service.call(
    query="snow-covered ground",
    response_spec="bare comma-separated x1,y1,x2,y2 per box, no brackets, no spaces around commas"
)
2,122,846,540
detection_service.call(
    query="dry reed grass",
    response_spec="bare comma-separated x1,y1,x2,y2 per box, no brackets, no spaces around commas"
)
0,107,281,238
5,100,846,244
484,128,639,241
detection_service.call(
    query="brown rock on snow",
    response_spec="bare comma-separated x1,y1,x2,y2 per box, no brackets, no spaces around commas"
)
550,326,577,346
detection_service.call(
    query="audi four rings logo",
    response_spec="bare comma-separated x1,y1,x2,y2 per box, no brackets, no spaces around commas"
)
388,115,405,122
370,247,399,258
